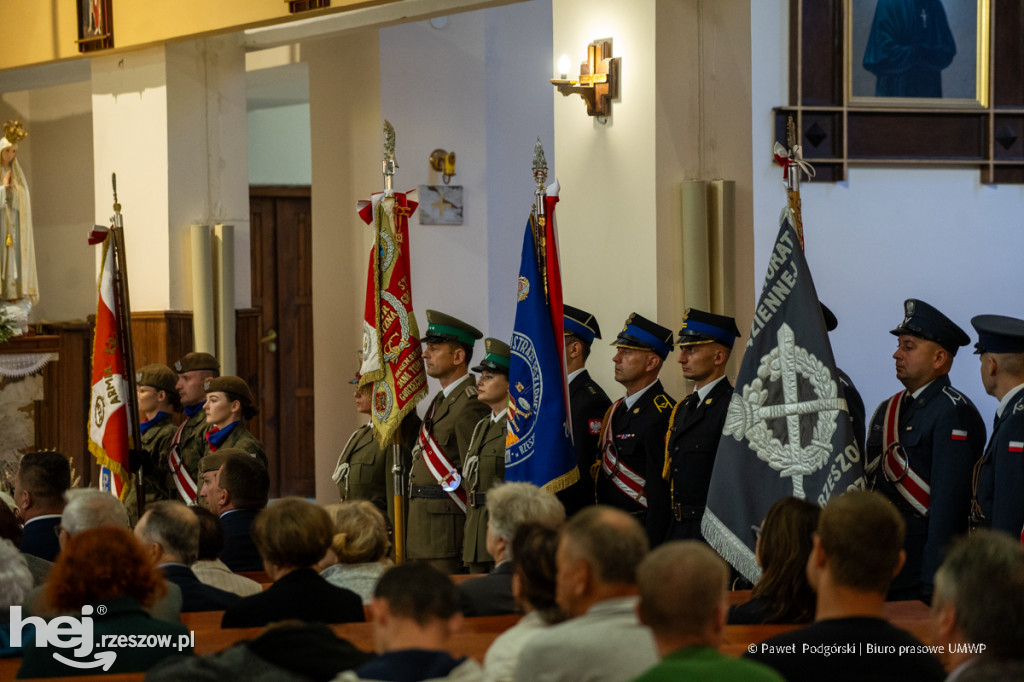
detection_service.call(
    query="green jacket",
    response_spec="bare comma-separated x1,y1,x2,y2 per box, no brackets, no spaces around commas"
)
633,646,783,682
462,412,507,564
123,412,177,523
208,422,268,470
406,375,491,560
169,405,213,500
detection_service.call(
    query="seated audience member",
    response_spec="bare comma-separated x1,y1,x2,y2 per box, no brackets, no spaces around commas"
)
147,621,373,682
135,500,241,612
0,498,48,587
320,501,390,604
745,490,946,682
16,527,190,678
459,482,566,617
483,524,566,682
634,541,783,681
729,496,821,625
204,451,269,572
0,538,34,656
26,489,183,623
931,530,1024,681
13,451,70,562
221,498,364,628
339,562,482,682
514,506,658,682
190,506,262,598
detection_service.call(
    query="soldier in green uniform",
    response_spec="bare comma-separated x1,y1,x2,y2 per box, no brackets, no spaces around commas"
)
202,375,268,469
462,338,511,574
124,363,180,523
170,352,220,504
407,310,491,574
332,370,420,525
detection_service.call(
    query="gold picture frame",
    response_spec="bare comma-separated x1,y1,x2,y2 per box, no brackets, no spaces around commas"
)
847,0,990,108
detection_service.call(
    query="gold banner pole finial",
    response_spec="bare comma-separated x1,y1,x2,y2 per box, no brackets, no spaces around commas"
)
383,120,397,199
531,138,549,300
785,116,804,248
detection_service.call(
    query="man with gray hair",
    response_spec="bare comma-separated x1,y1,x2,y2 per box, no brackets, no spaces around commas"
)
633,541,782,681
0,538,33,655
514,505,658,682
931,529,1024,681
25,489,182,622
135,500,239,612
458,482,565,616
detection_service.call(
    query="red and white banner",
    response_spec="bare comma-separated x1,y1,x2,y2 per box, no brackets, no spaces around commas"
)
87,228,131,499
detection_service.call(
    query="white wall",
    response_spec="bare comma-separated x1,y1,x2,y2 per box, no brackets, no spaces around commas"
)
751,0,1023,421
248,103,312,186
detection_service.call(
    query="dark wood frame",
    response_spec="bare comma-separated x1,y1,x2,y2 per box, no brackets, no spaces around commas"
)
76,0,114,53
778,0,1024,183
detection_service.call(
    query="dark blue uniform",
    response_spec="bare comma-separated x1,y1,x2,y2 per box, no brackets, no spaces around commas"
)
647,378,732,545
974,386,1024,537
837,368,866,456
867,375,985,599
595,380,675,527
558,369,612,516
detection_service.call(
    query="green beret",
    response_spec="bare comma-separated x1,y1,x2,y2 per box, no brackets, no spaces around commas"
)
136,364,178,394
203,375,254,406
174,352,220,373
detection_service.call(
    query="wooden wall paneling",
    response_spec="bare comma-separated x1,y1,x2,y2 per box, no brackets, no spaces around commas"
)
236,308,261,440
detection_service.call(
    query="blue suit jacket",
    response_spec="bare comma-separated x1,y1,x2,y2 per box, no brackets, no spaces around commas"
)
20,516,61,562
976,387,1024,536
161,564,241,612
457,561,516,617
219,508,263,572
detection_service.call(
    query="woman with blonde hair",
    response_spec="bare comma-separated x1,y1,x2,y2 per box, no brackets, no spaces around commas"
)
319,501,390,604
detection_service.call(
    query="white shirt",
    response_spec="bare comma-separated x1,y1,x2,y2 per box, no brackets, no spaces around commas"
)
623,380,657,410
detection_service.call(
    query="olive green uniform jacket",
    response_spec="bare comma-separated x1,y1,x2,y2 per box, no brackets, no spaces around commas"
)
462,411,507,565
207,421,268,469
124,412,177,524
170,405,214,501
406,375,491,561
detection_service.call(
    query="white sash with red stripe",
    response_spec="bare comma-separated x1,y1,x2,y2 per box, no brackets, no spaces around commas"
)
880,391,930,516
598,400,648,507
416,410,468,513
168,419,199,504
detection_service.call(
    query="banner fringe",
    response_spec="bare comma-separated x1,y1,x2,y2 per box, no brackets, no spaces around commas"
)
702,508,762,584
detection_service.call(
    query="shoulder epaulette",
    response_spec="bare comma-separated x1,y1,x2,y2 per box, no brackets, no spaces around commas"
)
465,385,478,397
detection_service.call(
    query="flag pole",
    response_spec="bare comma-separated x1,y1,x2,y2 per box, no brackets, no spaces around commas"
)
108,173,144,516
784,116,804,248
382,121,406,564
531,138,549,301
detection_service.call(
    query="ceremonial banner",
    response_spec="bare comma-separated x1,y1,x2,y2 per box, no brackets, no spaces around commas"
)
701,214,865,582
357,191,428,446
87,228,131,499
506,203,577,492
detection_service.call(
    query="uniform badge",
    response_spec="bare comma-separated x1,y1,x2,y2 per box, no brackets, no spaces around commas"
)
653,395,672,412
1009,441,1023,453
951,429,968,441
588,418,602,435
705,398,713,405
632,408,640,414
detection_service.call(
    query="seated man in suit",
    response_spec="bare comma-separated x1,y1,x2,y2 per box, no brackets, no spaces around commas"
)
221,498,364,628
515,506,659,682
25,489,183,623
135,500,240,612
458,482,565,617
203,451,270,572
341,562,481,682
13,451,70,562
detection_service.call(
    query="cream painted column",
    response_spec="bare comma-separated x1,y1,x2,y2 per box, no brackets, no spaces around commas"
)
553,0,754,399
90,34,251,317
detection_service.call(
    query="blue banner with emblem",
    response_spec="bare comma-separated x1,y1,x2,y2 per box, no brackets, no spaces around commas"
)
701,213,866,582
505,219,578,492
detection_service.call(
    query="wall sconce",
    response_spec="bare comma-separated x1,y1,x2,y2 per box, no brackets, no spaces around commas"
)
429,149,456,185
550,39,620,119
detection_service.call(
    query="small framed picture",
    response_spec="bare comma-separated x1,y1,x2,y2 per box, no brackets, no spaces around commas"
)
847,0,989,108
418,185,464,226
77,0,114,53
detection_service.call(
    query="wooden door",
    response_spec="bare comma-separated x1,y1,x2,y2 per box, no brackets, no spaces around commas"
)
249,187,315,497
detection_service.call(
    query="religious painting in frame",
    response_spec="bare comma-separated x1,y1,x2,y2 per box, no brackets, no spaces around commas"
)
847,0,989,108
418,185,464,226
77,0,114,53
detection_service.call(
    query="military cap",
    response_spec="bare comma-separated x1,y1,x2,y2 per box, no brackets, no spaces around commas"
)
612,313,674,359
136,364,178,394
890,299,970,356
971,314,1024,355
203,375,255,406
174,352,220,374
564,305,602,346
421,310,483,348
820,303,838,332
472,338,511,374
677,308,741,348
